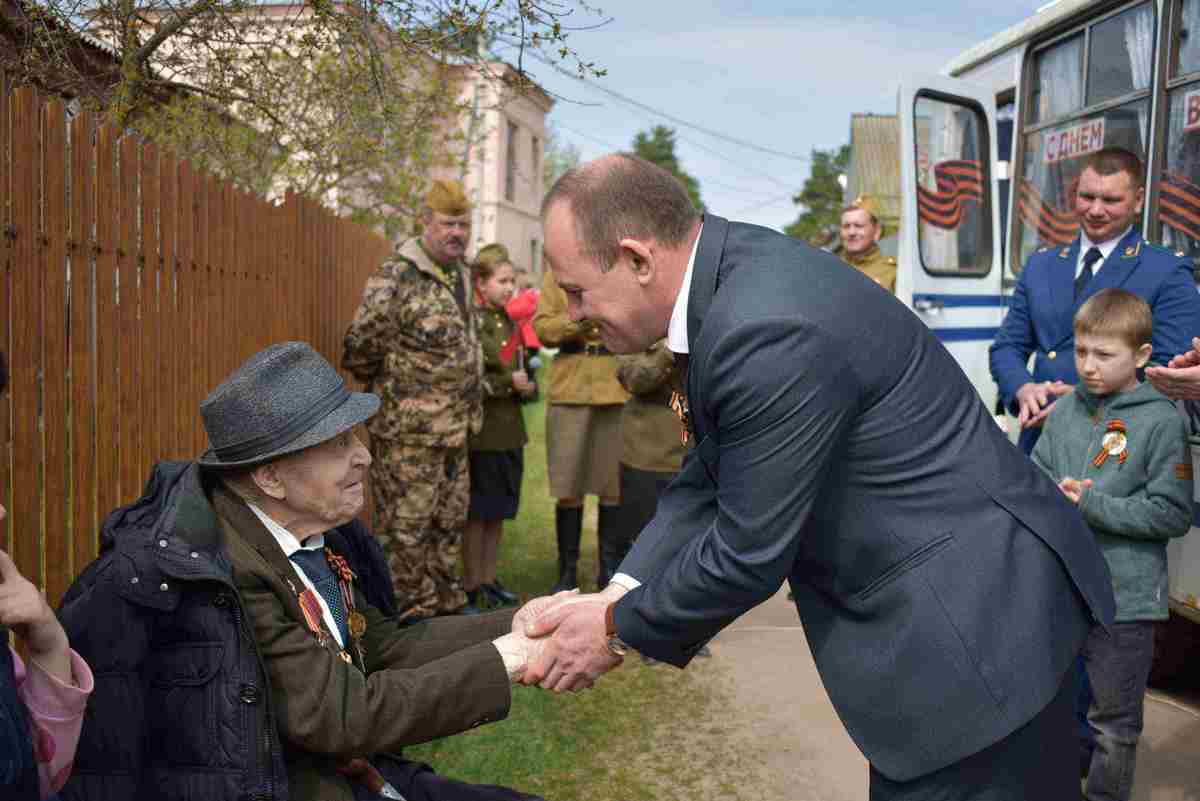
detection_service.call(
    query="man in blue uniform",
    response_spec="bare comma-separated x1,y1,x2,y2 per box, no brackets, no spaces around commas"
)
990,146,1200,455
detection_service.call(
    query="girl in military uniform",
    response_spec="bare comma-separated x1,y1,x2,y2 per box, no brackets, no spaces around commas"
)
464,245,537,609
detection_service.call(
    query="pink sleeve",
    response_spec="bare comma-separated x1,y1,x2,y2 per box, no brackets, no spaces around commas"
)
12,646,95,799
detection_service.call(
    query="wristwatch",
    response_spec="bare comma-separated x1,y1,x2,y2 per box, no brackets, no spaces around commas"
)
604,601,630,657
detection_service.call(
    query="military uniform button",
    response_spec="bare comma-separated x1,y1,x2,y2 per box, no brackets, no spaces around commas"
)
1048,351,1057,360
240,684,261,704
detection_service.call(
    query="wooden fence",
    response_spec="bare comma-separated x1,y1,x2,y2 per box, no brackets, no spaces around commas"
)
0,78,394,604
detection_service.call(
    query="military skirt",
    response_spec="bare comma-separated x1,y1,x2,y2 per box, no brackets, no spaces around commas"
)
545,403,622,499
468,449,523,522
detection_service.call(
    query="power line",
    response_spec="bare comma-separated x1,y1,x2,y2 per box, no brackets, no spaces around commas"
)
517,44,812,163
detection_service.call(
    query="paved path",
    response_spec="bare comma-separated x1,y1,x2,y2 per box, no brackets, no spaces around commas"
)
709,588,1200,801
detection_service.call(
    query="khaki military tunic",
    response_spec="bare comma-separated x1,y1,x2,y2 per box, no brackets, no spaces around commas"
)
616,340,687,474
342,238,482,618
470,303,530,453
841,244,897,293
533,270,628,499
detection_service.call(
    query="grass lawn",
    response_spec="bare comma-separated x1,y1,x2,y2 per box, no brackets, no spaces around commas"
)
405,388,757,800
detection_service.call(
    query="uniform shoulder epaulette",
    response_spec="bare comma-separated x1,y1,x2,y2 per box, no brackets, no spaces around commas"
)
885,256,897,266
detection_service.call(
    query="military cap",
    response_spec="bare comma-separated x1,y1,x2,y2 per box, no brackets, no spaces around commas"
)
844,193,886,237
474,243,511,271
424,179,471,216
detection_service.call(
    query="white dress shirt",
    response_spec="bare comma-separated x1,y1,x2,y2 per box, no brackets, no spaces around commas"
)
246,502,345,648
1076,227,1132,280
612,225,703,593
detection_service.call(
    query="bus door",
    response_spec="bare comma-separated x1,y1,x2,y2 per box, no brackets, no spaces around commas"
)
898,75,1004,413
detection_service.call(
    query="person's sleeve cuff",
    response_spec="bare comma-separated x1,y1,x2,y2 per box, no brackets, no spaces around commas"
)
23,649,94,719
610,573,642,591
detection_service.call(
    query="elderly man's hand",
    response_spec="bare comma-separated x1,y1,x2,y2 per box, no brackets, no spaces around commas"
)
492,631,548,683
512,589,578,636
1015,380,1072,429
1147,339,1200,400
1057,477,1093,505
520,585,627,692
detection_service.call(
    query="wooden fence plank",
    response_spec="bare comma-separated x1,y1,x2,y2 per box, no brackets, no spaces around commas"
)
69,110,96,572
0,70,12,554
42,98,70,601
10,87,42,585
158,149,177,459
117,136,139,504
208,176,225,397
140,142,160,476
94,123,119,531
176,160,196,455
192,171,209,454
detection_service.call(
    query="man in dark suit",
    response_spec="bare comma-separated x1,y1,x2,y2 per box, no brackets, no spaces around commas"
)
990,147,1200,454
521,154,1116,799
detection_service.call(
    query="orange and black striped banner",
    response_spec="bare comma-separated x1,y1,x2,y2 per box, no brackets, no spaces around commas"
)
1160,171,1200,243
1017,178,1078,246
917,159,985,230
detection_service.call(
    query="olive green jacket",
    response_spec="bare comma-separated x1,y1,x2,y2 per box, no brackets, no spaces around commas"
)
841,244,897,293
214,489,514,801
532,270,629,406
342,238,484,448
471,303,532,452
616,340,688,473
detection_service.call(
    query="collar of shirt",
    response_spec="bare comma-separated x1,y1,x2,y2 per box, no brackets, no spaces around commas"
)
1076,227,1132,279
667,225,703,355
245,503,343,648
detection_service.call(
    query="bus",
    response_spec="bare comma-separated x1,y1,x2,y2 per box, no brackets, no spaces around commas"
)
894,0,1200,680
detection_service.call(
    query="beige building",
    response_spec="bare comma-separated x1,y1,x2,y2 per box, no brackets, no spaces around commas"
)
434,63,554,281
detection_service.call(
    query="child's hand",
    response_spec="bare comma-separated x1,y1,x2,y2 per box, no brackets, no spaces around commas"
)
1057,477,1093,505
512,370,535,397
0,549,71,679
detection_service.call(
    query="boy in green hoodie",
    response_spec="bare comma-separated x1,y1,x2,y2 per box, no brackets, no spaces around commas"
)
1032,288,1193,801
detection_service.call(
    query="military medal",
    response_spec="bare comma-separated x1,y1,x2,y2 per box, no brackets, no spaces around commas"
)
670,390,692,445
348,611,368,640
1092,419,1128,467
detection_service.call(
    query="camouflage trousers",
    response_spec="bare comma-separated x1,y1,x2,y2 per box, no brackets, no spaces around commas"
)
370,440,469,620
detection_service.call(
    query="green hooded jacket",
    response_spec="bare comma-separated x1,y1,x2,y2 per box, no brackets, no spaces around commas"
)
1031,381,1193,621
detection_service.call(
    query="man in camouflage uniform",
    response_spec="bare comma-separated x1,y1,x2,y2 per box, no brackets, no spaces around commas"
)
342,180,483,619
837,193,897,293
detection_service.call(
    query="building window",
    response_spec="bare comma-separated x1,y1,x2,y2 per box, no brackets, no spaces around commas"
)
531,135,541,192
505,121,519,202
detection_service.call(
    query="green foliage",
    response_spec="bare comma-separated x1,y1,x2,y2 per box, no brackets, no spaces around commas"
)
632,126,705,212
784,145,850,243
543,124,581,192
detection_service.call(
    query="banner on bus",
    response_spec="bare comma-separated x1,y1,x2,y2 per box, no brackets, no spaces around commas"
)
1043,119,1106,165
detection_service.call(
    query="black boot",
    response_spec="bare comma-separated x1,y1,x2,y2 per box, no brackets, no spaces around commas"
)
551,505,583,594
596,504,627,590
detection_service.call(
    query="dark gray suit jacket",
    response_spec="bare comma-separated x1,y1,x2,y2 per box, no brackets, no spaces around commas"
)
614,215,1115,781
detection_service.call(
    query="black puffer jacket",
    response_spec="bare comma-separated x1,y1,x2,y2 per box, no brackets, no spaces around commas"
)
58,461,382,801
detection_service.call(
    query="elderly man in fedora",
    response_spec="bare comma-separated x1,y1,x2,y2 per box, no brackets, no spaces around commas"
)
57,342,551,801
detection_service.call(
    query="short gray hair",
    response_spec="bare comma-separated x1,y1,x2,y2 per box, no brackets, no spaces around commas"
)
542,154,699,273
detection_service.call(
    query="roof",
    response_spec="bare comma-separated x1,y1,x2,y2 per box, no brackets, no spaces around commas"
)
943,0,1099,77
845,113,901,224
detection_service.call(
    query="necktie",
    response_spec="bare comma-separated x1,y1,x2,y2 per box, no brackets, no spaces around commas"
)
1076,247,1102,301
289,548,349,644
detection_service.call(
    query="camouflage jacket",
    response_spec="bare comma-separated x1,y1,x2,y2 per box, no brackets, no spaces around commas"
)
342,238,483,448
616,339,687,473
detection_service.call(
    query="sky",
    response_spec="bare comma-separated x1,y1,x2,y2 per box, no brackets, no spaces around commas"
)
505,0,1050,232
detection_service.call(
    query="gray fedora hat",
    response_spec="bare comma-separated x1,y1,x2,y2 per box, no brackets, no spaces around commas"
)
198,342,379,469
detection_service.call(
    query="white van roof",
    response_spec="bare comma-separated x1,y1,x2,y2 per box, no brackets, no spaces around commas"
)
943,0,1101,77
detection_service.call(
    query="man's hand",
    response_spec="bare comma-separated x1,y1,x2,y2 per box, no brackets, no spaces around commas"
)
1014,380,1072,429
492,631,548,682
1147,339,1200,399
0,549,72,683
521,585,628,692
512,370,535,398
1057,477,1093,505
512,589,579,636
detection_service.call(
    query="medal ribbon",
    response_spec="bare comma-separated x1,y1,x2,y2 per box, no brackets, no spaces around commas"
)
1092,419,1129,467
670,390,691,445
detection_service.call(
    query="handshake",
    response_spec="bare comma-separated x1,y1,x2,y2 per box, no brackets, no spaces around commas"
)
491,584,629,692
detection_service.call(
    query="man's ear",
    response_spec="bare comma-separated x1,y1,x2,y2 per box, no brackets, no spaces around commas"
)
618,237,655,286
252,463,287,501
1135,342,1153,369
